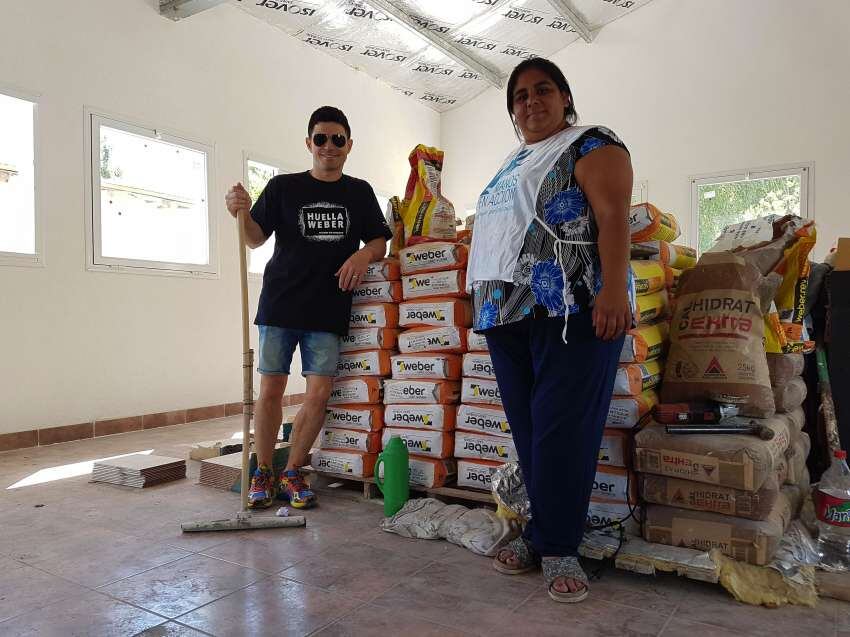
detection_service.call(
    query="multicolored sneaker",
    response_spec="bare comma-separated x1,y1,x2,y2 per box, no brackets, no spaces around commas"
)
248,464,276,509
277,469,317,509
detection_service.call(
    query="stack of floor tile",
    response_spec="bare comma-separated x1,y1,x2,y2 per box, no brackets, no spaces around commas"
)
380,242,471,489
317,259,403,479
92,454,185,488
198,452,242,491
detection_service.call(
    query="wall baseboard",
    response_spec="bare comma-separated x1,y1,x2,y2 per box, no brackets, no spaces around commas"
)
0,393,307,453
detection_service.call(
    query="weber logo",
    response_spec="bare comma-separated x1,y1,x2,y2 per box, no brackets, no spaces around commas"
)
463,413,509,434
353,286,385,299
298,204,349,240
389,412,431,426
396,360,437,373
251,1,317,17
406,309,446,322
463,440,508,458
327,411,365,425
403,438,432,452
409,278,431,289
428,336,450,346
593,480,616,493
407,249,448,263
472,383,500,399
472,361,494,376
403,386,427,396
350,310,378,325
465,468,492,485
338,359,373,373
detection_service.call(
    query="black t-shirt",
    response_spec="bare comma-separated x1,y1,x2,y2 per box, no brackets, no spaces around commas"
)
250,171,392,336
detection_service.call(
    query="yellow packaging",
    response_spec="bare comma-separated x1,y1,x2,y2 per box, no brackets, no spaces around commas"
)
401,145,457,244
629,203,681,243
635,290,669,324
630,260,666,296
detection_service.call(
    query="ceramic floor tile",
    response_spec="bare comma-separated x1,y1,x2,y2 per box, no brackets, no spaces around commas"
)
102,554,267,619
661,618,746,636
587,568,691,616
0,589,165,637
354,526,458,562
134,621,213,636
314,603,471,637
280,541,427,601
675,580,838,637
177,578,360,636
0,559,82,623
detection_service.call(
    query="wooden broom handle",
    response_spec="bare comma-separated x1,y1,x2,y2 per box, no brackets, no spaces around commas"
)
237,208,253,513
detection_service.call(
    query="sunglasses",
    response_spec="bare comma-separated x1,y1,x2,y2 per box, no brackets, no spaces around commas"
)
312,133,347,148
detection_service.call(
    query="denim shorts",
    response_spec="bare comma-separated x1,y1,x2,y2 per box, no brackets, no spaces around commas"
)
257,326,340,376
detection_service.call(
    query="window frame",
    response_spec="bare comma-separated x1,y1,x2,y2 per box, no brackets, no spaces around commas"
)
0,83,44,268
689,162,814,252
84,107,218,278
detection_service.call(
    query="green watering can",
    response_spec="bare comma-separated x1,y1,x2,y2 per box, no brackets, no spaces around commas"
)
375,436,409,517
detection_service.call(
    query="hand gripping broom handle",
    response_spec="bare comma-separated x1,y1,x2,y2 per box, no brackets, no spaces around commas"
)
237,209,253,513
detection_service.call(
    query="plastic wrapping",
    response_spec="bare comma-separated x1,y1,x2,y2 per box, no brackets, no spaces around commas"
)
491,461,531,521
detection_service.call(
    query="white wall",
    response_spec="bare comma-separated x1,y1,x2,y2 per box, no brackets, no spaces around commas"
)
440,0,849,259
0,0,439,434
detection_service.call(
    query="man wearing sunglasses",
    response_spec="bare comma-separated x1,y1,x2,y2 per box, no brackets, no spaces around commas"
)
225,106,391,509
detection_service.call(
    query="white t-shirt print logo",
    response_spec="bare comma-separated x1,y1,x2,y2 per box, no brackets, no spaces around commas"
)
299,202,350,242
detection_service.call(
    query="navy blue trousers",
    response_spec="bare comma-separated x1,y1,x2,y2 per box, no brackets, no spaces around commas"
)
485,312,623,557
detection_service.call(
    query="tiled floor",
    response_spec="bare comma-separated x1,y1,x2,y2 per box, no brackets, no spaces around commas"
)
0,414,846,636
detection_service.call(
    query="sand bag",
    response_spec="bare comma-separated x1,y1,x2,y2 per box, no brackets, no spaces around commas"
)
640,473,783,521
399,298,473,328
620,322,668,363
784,431,811,486
766,353,805,386
363,258,401,282
634,416,791,491
456,404,511,438
336,350,393,378
351,280,403,305
454,431,518,463
399,242,468,275
382,427,454,459
340,328,400,353
390,353,462,380
606,389,658,429
613,360,663,396
349,303,400,329
629,203,681,243
631,260,666,296
784,406,805,435
382,379,460,405
386,196,405,258
773,376,808,413
324,405,384,432
319,428,382,454
598,429,631,468
328,377,383,405
635,290,669,324
384,404,456,431
462,353,495,380
311,449,377,478
398,326,468,354
587,499,641,536
643,496,792,566
664,266,682,294
592,466,638,504
381,498,466,539
457,459,504,490
461,377,502,406
378,457,456,489
444,508,518,557
402,270,467,300
467,331,489,352
663,251,775,417
400,145,457,245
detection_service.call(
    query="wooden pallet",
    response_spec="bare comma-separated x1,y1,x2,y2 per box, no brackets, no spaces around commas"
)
305,469,494,506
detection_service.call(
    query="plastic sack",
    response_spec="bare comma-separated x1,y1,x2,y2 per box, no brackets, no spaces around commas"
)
444,508,519,556
400,145,457,245
629,203,681,242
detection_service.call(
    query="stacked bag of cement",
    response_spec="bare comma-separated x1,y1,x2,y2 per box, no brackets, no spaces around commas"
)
380,242,473,489
315,258,402,478
638,214,817,565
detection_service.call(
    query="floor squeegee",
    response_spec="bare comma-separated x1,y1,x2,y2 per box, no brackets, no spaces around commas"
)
181,207,306,532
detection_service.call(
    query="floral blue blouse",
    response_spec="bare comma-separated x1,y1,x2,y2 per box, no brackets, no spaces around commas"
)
472,126,628,332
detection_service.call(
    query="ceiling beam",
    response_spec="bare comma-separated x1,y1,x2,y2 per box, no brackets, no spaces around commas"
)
367,0,505,88
544,0,595,43
159,0,228,21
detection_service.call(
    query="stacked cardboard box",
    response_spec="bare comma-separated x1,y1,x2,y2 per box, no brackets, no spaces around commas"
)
381,242,472,488
315,259,402,478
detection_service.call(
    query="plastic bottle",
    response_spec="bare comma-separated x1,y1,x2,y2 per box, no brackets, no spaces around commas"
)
816,449,850,571
374,436,409,517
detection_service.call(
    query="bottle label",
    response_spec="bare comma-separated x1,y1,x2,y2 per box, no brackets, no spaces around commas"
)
816,489,850,527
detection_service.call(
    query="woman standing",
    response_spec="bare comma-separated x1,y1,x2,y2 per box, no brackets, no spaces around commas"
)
467,57,634,603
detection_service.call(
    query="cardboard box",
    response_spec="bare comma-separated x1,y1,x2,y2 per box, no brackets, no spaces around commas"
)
634,417,791,492
643,495,792,566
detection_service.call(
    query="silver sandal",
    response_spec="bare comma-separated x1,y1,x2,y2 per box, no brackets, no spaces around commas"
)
543,556,589,603
492,537,539,575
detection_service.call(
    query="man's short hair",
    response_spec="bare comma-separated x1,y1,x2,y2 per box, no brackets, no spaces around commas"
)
308,106,351,138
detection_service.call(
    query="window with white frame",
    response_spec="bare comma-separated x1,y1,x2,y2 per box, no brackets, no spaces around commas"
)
692,164,812,253
245,157,282,275
88,112,215,274
631,180,647,206
0,90,38,263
